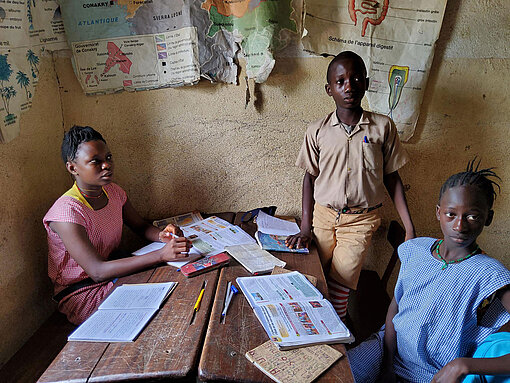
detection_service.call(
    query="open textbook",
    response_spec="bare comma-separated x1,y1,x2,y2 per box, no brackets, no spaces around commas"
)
134,215,256,268
237,272,354,349
255,211,309,254
68,282,177,342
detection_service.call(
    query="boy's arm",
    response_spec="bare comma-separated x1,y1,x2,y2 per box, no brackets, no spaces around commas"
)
286,171,316,249
378,297,398,382
383,170,416,241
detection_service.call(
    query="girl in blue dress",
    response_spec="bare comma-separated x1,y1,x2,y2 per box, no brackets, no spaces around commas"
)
348,160,510,382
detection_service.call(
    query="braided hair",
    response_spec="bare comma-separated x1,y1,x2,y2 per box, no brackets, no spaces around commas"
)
61,125,106,164
439,158,501,209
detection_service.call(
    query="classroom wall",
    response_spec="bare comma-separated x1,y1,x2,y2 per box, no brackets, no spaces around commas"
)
0,0,508,367
0,57,69,366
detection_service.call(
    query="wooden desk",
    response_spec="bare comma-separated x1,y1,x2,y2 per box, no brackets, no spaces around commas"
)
38,212,235,383
198,214,354,383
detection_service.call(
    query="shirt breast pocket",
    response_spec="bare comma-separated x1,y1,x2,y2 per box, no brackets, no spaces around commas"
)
362,142,383,171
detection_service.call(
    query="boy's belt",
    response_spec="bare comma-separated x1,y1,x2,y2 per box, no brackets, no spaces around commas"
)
330,203,382,215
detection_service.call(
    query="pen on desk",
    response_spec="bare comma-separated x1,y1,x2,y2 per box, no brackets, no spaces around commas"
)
190,280,206,325
221,283,238,323
223,282,232,311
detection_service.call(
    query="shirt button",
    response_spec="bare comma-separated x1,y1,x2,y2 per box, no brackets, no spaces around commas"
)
347,137,352,141
347,168,351,172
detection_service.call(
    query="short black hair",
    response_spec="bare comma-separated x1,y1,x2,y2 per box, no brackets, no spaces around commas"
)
326,51,367,83
61,125,106,163
439,158,501,209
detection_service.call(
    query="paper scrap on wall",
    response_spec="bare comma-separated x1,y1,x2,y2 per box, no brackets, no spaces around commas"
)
58,0,304,95
0,0,67,143
302,0,448,141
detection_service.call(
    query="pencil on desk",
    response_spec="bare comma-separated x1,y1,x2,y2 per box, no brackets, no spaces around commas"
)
190,280,206,325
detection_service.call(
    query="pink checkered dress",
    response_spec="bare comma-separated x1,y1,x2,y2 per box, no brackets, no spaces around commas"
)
43,183,127,324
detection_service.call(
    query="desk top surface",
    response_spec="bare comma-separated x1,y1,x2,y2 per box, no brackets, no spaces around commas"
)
198,214,354,383
38,212,353,383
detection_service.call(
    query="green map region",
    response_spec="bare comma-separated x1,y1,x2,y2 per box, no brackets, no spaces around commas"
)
204,0,297,74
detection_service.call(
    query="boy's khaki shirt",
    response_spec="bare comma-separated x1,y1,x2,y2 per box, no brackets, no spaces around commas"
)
296,110,409,210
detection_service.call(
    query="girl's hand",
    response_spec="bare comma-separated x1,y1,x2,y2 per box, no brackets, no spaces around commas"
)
432,358,468,383
158,224,184,242
160,237,193,262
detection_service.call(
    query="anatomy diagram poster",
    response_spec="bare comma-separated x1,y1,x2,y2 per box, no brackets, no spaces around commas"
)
302,0,448,141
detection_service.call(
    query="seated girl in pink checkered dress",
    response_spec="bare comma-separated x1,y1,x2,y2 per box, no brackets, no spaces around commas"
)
43,125,195,324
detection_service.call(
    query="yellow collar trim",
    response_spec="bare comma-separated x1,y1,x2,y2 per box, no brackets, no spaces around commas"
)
63,182,108,210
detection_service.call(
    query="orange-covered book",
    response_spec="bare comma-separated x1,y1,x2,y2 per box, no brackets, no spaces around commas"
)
180,252,230,277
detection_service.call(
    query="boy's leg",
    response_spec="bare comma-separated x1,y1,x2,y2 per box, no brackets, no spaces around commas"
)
312,203,338,272
326,211,381,319
329,210,381,290
312,204,349,317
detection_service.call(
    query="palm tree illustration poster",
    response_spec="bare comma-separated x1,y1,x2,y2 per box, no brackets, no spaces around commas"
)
0,0,66,143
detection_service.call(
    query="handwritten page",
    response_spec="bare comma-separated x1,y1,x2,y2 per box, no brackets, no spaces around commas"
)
99,283,176,310
132,241,201,268
245,340,342,383
68,282,177,342
256,211,300,236
68,309,157,342
225,243,286,274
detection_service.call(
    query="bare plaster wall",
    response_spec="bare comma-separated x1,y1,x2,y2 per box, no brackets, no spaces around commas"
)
0,0,508,368
0,57,67,366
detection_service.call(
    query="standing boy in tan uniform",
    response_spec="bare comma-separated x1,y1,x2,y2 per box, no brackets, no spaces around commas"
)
286,51,415,320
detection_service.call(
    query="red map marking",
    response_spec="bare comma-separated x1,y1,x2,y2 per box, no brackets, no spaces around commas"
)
104,42,132,74
348,0,389,37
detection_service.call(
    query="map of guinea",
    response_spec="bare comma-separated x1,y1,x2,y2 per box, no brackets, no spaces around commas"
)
104,42,132,74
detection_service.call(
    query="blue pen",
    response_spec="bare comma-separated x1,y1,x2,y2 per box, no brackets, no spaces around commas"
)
221,284,239,323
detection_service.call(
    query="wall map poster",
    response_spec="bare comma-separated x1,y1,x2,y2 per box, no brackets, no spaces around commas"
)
302,0,448,141
58,0,303,95
0,0,67,143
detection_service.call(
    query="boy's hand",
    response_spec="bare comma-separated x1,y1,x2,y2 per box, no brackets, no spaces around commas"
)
285,231,312,249
159,224,184,242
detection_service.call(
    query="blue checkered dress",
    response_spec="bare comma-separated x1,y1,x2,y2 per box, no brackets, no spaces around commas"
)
348,237,510,383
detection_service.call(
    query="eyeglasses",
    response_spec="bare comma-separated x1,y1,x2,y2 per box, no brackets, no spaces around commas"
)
241,206,277,223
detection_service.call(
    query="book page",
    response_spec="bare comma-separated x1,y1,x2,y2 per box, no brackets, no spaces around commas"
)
255,232,309,254
236,272,322,305
99,282,176,310
132,241,203,268
152,211,203,229
246,340,342,383
68,309,158,342
225,243,286,274
254,299,353,348
271,266,317,287
256,211,300,236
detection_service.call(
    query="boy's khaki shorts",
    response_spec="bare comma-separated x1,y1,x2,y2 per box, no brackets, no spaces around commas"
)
313,203,381,290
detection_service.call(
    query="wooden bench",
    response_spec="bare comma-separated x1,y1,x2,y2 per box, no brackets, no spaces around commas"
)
0,311,76,383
